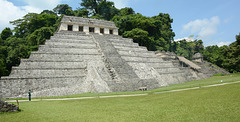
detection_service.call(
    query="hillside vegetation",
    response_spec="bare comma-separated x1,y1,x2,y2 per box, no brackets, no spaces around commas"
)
0,0,239,77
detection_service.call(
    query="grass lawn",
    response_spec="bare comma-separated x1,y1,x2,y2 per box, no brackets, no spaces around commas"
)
1,75,240,121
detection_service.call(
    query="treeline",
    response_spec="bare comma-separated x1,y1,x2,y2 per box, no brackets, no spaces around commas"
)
203,34,240,73
0,0,239,77
173,35,240,73
0,13,62,76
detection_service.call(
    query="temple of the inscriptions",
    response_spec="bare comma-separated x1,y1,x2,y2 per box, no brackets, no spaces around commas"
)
0,15,217,99
59,16,118,35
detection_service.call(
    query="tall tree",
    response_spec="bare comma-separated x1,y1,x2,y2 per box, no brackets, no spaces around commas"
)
119,7,135,16
97,0,119,20
75,8,89,17
1,27,12,40
80,0,104,14
53,4,72,15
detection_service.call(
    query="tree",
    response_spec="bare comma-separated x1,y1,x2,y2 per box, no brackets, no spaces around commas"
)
194,39,204,53
10,13,58,38
119,7,135,16
122,28,149,46
53,4,72,15
75,8,89,17
1,27,12,40
26,27,55,46
80,0,104,14
41,10,56,15
65,8,75,16
221,33,240,72
97,0,119,20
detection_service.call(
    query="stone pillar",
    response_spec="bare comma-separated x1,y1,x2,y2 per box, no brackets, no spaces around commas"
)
84,26,89,33
73,24,79,31
113,29,118,35
95,27,100,34
104,28,109,34
60,23,67,31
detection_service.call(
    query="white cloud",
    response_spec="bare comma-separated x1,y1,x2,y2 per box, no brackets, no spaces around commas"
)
0,0,62,32
0,0,27,31
21,6,42,13
217,41,231,47
174,37,194,42
110,0,131,9
22,0,62,11
182,16,220,41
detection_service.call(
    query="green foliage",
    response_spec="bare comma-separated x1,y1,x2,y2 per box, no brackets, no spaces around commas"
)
80,0,104,14
10,13,58,38
0,12,59,77
41,10,56,15
74,8,89,17
26,27,55,46
119,7,135,16
173,39,204,60
65,8,75,16
123,28,149,46
203,45,224,65
203,33,240,73
53,4,72,15
97,1,119,20
112,13,175,51
0,27,12,40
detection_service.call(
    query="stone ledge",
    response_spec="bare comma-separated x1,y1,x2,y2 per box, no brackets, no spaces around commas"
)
31,52,100,55
0,76,85,80
20,59,85,62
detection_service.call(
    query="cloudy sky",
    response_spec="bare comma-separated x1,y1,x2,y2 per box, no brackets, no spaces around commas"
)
1,0,239,46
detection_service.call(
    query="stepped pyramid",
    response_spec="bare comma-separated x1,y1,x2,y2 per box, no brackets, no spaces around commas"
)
0,16,196,99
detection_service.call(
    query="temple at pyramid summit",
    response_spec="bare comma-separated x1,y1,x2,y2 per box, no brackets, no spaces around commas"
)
0,16,228,99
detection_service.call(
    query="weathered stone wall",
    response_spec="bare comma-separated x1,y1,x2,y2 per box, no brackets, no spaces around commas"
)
0,100,19,113
61,16,117,28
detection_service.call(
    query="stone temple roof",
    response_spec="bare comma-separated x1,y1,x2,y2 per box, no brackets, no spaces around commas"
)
177,56,201,70
61,15,118,29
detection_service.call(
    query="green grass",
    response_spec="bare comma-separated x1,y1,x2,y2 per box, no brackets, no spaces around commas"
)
1,80,240,121
3,73,240,101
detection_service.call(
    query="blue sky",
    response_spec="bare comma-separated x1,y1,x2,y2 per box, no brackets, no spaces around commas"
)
1,0,239,46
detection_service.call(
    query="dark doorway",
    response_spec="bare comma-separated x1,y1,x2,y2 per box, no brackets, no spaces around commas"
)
100,28,104,34
89,27,95,33
79,26,83,32
109,29,113,34
68,25,73,31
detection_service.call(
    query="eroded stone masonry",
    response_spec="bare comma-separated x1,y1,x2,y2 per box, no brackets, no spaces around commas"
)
0,16,227,99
